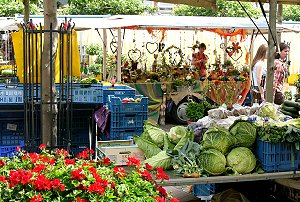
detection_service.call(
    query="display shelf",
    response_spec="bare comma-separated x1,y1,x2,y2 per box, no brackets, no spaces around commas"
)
159,171,300,187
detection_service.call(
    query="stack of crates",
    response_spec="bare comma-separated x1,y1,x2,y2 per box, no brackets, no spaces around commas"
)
193,184,219,200
0,84,23,104
0,119,24,157
103,85,148,140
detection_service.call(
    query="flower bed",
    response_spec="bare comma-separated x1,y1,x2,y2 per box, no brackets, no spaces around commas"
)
0,145,178,202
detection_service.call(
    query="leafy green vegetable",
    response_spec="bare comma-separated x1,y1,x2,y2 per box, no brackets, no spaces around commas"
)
201,127,236,155
133,136,161,158
168,126,188,144
173,130,194,151
143,151,172,170
185,101,205,122
168,140,202,176
226,147,256,174
163,134,175,151
197,149,226,176
229,120,256,147
257,125,287,143
285,125,300,150
257,103,278,120
143,122,166,148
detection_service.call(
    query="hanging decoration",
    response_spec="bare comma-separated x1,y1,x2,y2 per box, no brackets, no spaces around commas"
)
162,45,184,70
145,42,158,54
110,37,118,54
222,41,243,61
128,48,141,62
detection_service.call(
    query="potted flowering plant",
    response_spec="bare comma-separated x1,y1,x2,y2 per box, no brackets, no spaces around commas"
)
0,145,179,202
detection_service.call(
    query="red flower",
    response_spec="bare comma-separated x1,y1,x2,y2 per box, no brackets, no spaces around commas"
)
171,198,180,202
145,163,153,170
75,197,88,202
154,197,166,202
155,168,169,181
8,169,32,187
32,175,51,191
39,144,46,150
157,186,168,198
0,159,5,167
65,158,75,166
113,167,126,178
0,175,6,183
56,149,69,157
137,170,152,181
32,164,46,173
76,149,90,159
101,157,111,166
88,181,106,195
126,157,141,167
71,168,86,181
51,179,65,191
16,146,22,152
30,194,44,202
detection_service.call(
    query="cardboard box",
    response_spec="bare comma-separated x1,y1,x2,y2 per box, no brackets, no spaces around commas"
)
97,140,145,165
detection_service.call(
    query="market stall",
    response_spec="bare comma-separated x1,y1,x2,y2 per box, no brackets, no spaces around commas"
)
90,15,291,124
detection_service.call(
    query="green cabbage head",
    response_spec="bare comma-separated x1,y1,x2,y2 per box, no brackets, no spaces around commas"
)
229,120,257,147
226,147,256,174
168,126,188,144
197,149,226,175
257,103,277,120
201,127,236,155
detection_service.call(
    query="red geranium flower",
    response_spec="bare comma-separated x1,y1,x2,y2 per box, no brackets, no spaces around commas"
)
113,167,126,178
126,157,141,167
39,144,46,150
30,194,44,202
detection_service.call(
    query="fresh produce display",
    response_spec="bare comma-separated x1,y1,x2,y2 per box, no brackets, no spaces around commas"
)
197,149,227,176
280,100,300,118
134,122,194,171
134,102,300,179
229,120,256,147
201,127,236,155
226,147,256,174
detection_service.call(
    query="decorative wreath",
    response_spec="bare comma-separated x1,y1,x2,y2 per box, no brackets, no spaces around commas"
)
162,45,184,69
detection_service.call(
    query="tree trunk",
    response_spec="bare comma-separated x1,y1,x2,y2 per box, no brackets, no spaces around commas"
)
23,0,30,22
42,0,58,147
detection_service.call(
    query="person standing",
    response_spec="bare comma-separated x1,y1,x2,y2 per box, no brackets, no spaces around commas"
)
191,42,209,77
251,44,268,103
273,42,290,105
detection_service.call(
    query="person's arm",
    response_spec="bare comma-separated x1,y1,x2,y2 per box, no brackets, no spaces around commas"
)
255,61,264,100
191,53,199,66
273,60,281,95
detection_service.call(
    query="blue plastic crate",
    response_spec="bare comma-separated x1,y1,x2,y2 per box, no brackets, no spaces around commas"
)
103,85,136,105
256,138,300,172
108,95,148,114
193,184,217,197
71,83,103,103
110,113,147,131
0,84,23,104
0,119,24,146
108,128,144,140
0,141,24,157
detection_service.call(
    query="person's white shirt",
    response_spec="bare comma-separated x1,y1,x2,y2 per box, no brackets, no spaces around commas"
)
252,60,267,87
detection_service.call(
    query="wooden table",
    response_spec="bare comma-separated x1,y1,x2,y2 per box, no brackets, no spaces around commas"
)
159,171,300,186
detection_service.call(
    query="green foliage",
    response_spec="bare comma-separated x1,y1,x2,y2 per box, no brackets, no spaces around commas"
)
173,0,260,18
283,5,300,21
85,43,102,55
0,0,39,17
185,101,204,122
67,0,154,15
88,63,102,76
